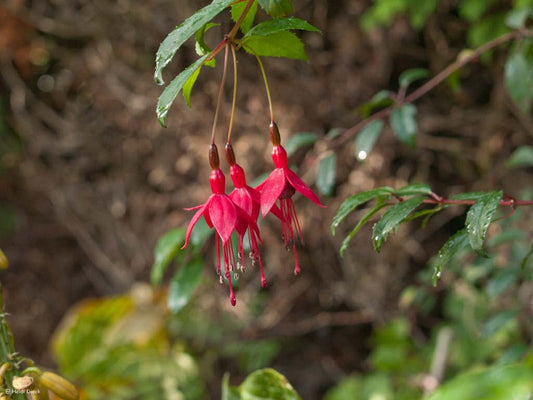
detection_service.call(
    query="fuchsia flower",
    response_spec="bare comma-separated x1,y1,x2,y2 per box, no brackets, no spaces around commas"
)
182,144,259,306
257,122,325,275
225,143,282,288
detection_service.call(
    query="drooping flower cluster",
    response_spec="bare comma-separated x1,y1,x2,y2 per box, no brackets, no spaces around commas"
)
182,123,325,306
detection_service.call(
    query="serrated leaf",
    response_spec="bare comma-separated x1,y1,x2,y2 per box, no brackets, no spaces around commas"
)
399,68,429,89
450,192,489,201
355,120,384,161
331,187,394,235
257,0,294,18
505,51,533,112
284,132,317,156
244,17,320,37
316,153,336,197
239,368,301,400
151,229,186,285
432,229,469,285
231,0,258,34
222,373,241,400
506,7,530,29
154,0,234,85
390,104,418,148
157,55,209,127
481,310,518,338
507,145,533,168
372,196,424,252
182,64,202,107
465,190,503,254
168,256,203,313
242,31,307,60
395,183,431,197
339,202,388,257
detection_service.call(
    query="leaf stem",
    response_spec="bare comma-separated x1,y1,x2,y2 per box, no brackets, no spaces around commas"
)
227,45,238,144
255,55,275,122
331,28,533,148
211,44,230,145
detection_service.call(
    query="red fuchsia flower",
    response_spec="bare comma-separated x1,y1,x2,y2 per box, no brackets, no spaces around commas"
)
257,122,325,275
225,143,283,288
182,144,254,306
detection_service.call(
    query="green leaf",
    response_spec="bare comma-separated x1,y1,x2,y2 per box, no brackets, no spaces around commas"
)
390,104,418,148
506,7,530,29
340,201,388,257
157,55,209,127
331,187,394,235
151,228,186,285
358,90,393,118
195,22,219,67
222,373,241,400
231,0,258,34
372,196,424,252
316,153,336,197
242,31,307,60
284,132,317,156
355,120,384,161
427,364,533,400
507,145,533,168
450,192,489,201
487,268,520,298
244,17,320,37
505,51,533,112
481,310,519,338
182,64,203,108
167,256,204,314
394,183,431,197
256,0,294,18
399,68,429,89
432,229,469,285
465,190,503,254
154,0,234,85
190,217,213,247
239,368,301,400
522,243,533,269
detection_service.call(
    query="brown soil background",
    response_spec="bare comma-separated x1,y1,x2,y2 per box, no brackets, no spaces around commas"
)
0,0,531,398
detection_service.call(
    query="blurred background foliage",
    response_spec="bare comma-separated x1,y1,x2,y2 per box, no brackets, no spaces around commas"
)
0,0,532,398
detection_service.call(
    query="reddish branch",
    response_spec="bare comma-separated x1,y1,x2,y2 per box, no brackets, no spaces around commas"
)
331,28,533,149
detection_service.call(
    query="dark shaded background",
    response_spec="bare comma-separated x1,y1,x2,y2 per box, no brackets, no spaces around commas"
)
0,0,531,397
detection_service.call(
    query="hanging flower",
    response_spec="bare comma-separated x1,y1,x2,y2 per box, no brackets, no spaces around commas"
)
182,144,245,306
257,122,325,275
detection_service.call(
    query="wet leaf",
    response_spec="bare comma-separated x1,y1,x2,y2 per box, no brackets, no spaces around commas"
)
465,190,503,254
154,0,233,85
243,17,320,37
182,65,203,107
157,55,209,126
432,229,469,285
316,153,337,197
331,187,394,235
372,196,424,252
355,120,384,161
168,256,203,314
151,228,186,285
231,0,258,34
390,104,418,148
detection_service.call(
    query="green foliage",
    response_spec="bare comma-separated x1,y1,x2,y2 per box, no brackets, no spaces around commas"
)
150,228,186,285
506,145,533,168
316,153,337,197
357,90,394,118
505,49,533,112
231,1,258,34
355,120,384,161
390,104,418,148
256,0,294,18
432,229,469,285
242,31,308,60
284,132,317,156
361,0,439,31
168,255,204,313
465,191,503,255
222,369,301,400
398,68,429,89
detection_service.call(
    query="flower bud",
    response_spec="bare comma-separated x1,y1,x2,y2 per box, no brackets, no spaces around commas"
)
269,121,281,146
225,143,236,166
39,372,78,400
209,143,220,170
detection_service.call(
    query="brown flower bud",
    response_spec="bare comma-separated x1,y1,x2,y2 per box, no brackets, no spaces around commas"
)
209,143,220,169
225,143,236,165
269,121,281,146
